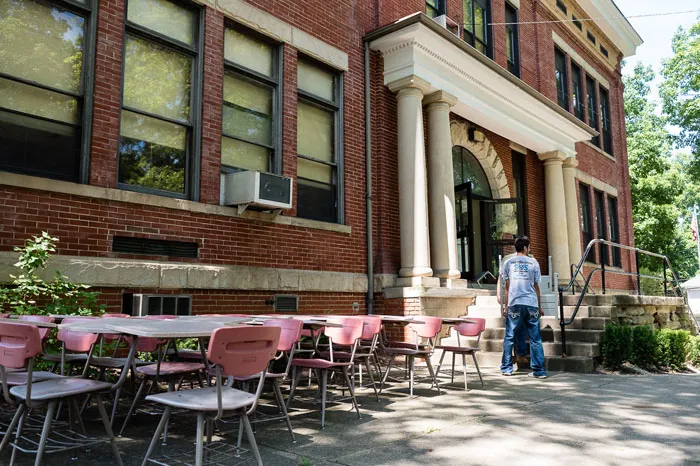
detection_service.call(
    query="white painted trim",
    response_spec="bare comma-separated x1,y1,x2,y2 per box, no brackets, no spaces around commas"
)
197,0,348,71
583,140,616,162
0,252,368,292
0,173,352,234
577,0,643,57
552,31,609,89
370,21,596,158
510,141,528,154
575,169,618,197
506,0,520,9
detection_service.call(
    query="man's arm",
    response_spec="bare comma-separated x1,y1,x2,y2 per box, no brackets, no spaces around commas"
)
503,279,509,316
496,276,501,304
534,282,542,317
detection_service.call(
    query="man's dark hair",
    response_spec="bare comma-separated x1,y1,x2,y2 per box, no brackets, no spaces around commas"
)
514,236,530,252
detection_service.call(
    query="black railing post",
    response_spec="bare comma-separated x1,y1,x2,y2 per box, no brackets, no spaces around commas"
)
559,289,567,358
601,254,606,295
635,250,641,295
663,260,668,296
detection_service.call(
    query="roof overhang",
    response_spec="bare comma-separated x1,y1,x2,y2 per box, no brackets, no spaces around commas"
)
577,0,643,57
367,14,597,158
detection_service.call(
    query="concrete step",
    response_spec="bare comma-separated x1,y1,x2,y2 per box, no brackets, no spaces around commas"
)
580,317,611,330
471,351,595,373
474,339,599,357
482,327,603,343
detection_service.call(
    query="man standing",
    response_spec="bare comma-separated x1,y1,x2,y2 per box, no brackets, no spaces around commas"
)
500,236,547,378
496,253,529,367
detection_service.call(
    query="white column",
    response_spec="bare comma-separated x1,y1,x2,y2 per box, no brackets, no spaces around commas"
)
538,151,572,280
424,91,460,279
392,78,432,278
562,157,582,269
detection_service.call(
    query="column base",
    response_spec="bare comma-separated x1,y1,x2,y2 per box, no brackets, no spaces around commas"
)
432,268,461,280
398,266,433,278
439,278,469,289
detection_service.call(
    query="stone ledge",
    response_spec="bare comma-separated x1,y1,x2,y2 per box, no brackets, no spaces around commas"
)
383,286,485,300
0,252,368,293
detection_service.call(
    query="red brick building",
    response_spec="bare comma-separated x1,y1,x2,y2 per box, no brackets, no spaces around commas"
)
0,0,641,316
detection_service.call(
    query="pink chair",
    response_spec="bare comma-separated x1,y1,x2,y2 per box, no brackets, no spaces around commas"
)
435,318,486,390
288,317,363,428
99,313,130,356
17,315,55,341
379,316,443,396
141,326,280,466
42,317,100,376
0,322,122,465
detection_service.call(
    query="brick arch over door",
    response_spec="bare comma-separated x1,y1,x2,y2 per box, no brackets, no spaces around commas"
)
450,120,511,200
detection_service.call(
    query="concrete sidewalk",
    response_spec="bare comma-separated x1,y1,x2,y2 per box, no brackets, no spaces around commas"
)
7,368,700,465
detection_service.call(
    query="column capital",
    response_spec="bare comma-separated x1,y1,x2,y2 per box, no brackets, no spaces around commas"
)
423,90,458,108
537,150,567,165
387,75,432,94
562,157,579,169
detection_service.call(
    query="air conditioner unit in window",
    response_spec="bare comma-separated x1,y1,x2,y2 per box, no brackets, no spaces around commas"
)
433,14,460,36
221,171,293,215
129,294,192,317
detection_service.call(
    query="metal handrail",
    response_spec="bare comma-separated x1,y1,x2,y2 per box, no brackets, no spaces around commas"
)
558,239,698,357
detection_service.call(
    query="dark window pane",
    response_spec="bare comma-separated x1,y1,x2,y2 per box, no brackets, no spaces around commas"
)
600,87,612,155
118,110,187,194
297,178,336,223
608,197,621,267
586,76,600,146
572,16,582,30
505,3,519,77
0,110,78,181
587,31,596,45
555,48,568,110
556,0,566,14
594,190,607,265
571,63,583,120
580,183,593,260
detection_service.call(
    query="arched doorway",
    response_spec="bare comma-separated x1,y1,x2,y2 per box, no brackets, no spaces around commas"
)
453,145,523,281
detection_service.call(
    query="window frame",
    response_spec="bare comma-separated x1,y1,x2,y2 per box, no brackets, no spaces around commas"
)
554,47,569,110
586,30,596,45
117,0,204,200
511,149,528,236
463,0,493,59
607,196,621,267
594,189,608,265
295,57,344,224
426,0,445,18
570,61,584,121
599,86,613,155
600,45,609,58
0,0,97,184
504,2,520,78
579,182,593,260
586,75,600,147
572,15,582,31
220,23,283,176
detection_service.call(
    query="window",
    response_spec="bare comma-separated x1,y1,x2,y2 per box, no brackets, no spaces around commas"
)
586,76,600,147
556,0,567,14
554,47,568,110
587,30,596,45
594,190,607,265
579,183,593,260
571,62,584,121
0,0,94,183
505,3,520,77
572,15,582,30
118,0,201,198
426,0,444,18
600,45,609,58
463,0,491,58
599,86,613,155
296,58,342,223
607,196,621,267
221,25,280,174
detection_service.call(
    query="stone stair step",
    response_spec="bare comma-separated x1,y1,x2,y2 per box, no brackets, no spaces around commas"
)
471,351,595,373
481,327,602,343
473,339,599,357
580,317,611,330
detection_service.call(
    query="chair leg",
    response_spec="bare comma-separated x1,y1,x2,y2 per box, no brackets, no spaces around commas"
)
195,412,204,466
451,353,456,384
34,400,57,466
462,353,468,391
272,379,295,442
287,366,303,410
379,353,395,394
364,360,379,402
69,398,87,436
242,413,263,466
471,353,484,387
8,405,27,466
435,349,447,380
342,367,361,419
320,369,328,429
95,393,123,466
409,356,415,397
110,385,122,427
372,353,383,380
425,354,441,395
120,378,148,437
236,417,244,450
140,406,172,466
0,404,26,456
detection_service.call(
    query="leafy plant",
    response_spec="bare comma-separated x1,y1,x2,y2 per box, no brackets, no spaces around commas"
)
654,329,690,370
602,323,633,370
688,335,700,367
630,325,656,370
0,232,103,316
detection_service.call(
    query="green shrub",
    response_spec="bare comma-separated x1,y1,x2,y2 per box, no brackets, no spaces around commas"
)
602,323,633,370
688,335,700,366
654,329,690,370
630,325,656,369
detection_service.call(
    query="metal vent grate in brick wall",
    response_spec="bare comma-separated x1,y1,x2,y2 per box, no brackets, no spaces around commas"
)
274,295,298,312
112,236,198,258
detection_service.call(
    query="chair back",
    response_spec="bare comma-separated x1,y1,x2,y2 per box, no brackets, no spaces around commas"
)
324,317,364,346
264,319,303,352
101,313,130,341
410,316,443,339
361,316,382,340
18,315,55,340
135,315,177,352
58,317,100,352
207,326,280,378
0,314,9,319
456,318,486,337
0,323,42,369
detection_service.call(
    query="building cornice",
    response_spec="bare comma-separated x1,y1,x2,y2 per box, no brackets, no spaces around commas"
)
577,0,643,57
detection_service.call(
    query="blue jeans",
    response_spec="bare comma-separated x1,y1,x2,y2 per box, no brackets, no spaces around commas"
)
515,321,528,356
501,305,546,376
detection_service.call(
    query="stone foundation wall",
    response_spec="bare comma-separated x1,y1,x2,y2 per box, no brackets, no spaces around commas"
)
607,296,697,334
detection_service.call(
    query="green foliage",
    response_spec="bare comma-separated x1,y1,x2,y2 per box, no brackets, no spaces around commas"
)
654,329,690,370
602,323,633,370
688,335,700,366
0,232,103,316
630,325,656,369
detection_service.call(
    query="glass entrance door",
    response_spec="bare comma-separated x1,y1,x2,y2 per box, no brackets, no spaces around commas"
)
455,182,474,279
482,198,523,277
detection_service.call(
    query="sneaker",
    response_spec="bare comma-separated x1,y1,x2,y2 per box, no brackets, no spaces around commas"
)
501,371,513,376
528,372,548,379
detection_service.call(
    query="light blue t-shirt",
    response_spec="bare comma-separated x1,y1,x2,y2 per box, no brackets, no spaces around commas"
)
501,255,541,308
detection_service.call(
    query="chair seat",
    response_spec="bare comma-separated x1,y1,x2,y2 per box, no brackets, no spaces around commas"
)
291,359,352,369
382,347,429,356
435,345,479,354
10,378,113,401
90,356,149,368
5,371,64,386
176,350,204,360
137,362,205,377
318,351,372,360
42,353,88,363
386,341,426,349
145,386,256,411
